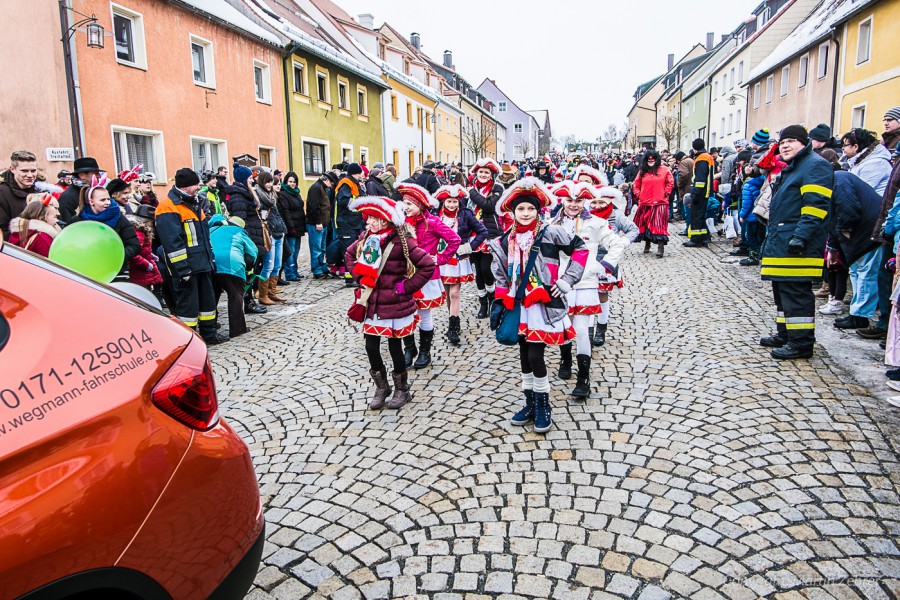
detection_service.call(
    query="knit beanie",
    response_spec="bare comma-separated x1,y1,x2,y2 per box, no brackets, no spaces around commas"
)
106,177,129,195
808,123,832,142
233,162,252,186
174,168,200,188
779,124,809,145
885,106,900,122
752,128,770,146
692,138,705,151
346,162,363,176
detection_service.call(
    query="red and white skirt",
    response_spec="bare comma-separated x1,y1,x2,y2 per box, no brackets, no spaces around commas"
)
440,258,475,285
519,303,576,346
598,272,625,292
566,288,602,315
363,313,420,338
416,278,446,309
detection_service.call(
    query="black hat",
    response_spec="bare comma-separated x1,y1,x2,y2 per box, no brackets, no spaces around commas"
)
72,156,101,173
174,167,200,188
322,171,339,185
780,124,809,145
692,138,705,151
423,160,436,169
106,178,129,195
346,162,363,176
57,169,72,179
808,123,832,142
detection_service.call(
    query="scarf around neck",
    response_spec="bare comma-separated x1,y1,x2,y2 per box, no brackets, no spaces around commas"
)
591,204,614,220
352,231,392,288
81,202,121,227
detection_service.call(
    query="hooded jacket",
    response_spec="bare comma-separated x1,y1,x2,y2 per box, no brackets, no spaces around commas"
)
0,170,37,239
155,187,215,277
761,143,834,282
830,171,881,265
129,227,163,287
222,183,263,248
345,229,436,320
208,214,258,280
7,217,58,257
719,147,738,183
848,143,892,196
334,176,365,234
305,179,331,227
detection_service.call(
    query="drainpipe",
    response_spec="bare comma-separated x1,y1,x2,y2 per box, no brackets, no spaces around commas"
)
282,42,299,172
705,80,712,147
59,0,83,155
829,28,840,132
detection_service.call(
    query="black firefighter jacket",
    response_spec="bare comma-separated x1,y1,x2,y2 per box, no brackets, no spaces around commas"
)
156,188,216,278
761,144,834,282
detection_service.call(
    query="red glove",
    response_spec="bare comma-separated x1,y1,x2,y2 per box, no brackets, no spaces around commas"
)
502,294,515,310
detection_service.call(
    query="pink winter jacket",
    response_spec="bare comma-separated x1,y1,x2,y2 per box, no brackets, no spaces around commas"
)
408,213,461,280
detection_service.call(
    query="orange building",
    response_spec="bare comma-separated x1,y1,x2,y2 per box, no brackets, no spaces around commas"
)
71,0,286,185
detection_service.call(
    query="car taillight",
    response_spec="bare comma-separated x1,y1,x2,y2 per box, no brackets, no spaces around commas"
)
151,337,220,431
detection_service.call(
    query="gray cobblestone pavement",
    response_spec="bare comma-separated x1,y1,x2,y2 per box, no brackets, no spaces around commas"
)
211,225,900,599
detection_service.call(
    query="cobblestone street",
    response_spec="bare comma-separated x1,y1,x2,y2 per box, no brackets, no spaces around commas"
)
211,227,900,600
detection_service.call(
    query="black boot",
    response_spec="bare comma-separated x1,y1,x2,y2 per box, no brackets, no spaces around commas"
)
403,335,418,368
643,239,652,254
759,333,788,348
413,329,433,369
510,389,535,425
592,323,606,347
447,316,461,345
588,326,594,342
533,392,552,433
558,343,572,380
771,343,813,360
572,355,591,399
244,295,267,314
476,294,489,319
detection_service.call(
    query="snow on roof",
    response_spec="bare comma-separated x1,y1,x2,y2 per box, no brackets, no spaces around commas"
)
180,0,283,45
381,60,440,102
748,0,873,81
527,110,548,124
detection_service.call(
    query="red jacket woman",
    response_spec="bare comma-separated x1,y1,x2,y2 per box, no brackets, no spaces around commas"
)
633,164,674,205
632,150,675,256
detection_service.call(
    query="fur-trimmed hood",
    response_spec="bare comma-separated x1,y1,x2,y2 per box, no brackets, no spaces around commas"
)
8,217,60,238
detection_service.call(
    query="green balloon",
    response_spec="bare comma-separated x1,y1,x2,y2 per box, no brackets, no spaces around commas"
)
49,221,125,283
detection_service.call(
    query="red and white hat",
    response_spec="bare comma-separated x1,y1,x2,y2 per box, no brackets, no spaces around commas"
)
593,186,624,203
550,180,576,200
572,165,608,186
349,196,406,227
396,181,438,210
469,157,501,177
434,184,468,202
496,177,554,215
572,182,597,201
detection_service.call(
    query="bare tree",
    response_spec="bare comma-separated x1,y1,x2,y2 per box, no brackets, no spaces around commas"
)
515,134,534,159
462,121,496,161
656,116,680,152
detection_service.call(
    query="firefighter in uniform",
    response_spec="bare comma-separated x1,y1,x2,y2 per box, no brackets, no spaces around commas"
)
759,125,834,359
156,168,226,344
684,138,714,247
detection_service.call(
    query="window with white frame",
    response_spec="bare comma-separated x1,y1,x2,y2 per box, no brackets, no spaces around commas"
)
852,105,866,128
111,5,146,69
191,138,224,172
711,132,717,147
738,61,744,83
514,123,523,133
765,75,774,103
190,36,214,87
720,117,725,138
736,109,742,132
798,54,809,88
780,65,790,96
112,127,161,180
316,71,328,103
292,62,306,95
729,67,735,89
254,61,271,103
817,43,829,78
753,82,761,109
499,101,507,112
338,80,348,109
685,102,690,118
728,113,733,134
302,141,326,176
357,86,367,115
857,16,872,64
722,75,727,95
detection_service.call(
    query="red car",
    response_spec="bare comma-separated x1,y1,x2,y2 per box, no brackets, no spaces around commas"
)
0,240,264,599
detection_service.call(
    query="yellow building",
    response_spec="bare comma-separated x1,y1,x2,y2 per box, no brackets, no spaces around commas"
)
836,0,900,132
434,95,463,165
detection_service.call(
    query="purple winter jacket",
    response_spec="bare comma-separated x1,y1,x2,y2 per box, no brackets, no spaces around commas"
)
408,212,461,280
345,230,436,320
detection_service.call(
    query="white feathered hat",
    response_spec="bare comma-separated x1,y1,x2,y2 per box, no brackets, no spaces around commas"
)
469,157,501,177
349,196,406,227
593,186,624,202
434,184,468,202
496,176,555,215
396,181,439,210
572,165,609,186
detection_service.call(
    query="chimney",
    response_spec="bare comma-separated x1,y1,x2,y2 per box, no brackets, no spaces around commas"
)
443,50,453,69
706,32,715,51
667,53,674,70
721,34,728,44
357,13,374,29
410,32,420,50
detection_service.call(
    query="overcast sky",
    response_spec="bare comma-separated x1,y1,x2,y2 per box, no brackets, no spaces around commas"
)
334,0,760,141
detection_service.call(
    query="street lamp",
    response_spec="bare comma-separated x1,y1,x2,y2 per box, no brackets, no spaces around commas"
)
61,4,105,48
59,1,106,156
728,93,746,106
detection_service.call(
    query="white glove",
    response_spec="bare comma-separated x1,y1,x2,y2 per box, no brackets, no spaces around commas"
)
552,279,572,297
457,242,472,256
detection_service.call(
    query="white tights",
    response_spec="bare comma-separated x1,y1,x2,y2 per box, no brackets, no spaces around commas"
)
419,308,434,331
572,314,592,355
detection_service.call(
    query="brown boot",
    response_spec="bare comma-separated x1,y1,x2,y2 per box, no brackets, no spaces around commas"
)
267,276,286,302
269,277,284,294
732,237,742,247
813,282,831,298
385,370,412,409
368,368,392,409
257,279,276,305
656,243,665,258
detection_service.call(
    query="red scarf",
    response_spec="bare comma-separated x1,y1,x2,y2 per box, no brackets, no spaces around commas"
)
474,179,493,198
591,205,613,220
440,208,458,219
405,214,424,227
514,220,538,234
